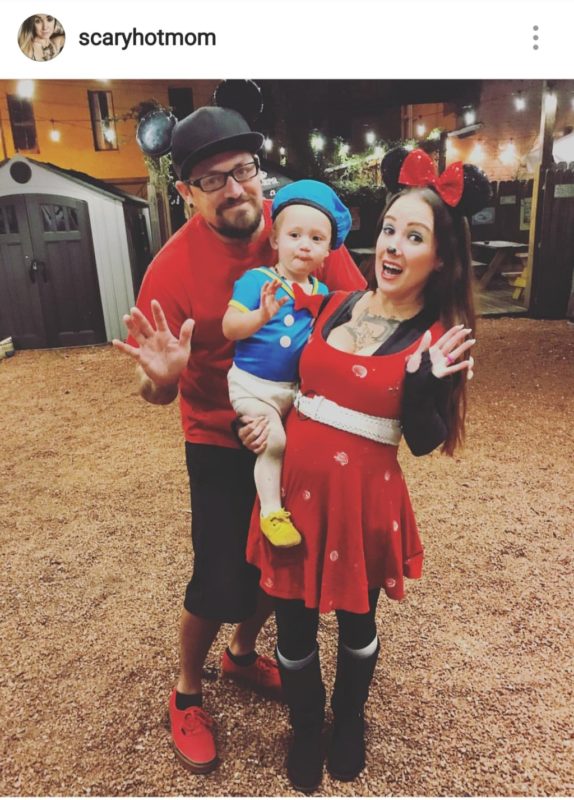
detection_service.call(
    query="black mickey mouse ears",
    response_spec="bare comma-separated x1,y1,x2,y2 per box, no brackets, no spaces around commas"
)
136,80,264,160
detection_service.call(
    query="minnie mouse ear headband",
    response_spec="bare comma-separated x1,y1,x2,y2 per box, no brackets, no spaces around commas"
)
272,180,352,250
136,80,265,181
381,147,493,217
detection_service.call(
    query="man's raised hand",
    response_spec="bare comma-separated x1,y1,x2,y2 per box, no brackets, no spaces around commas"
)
112,299,195,387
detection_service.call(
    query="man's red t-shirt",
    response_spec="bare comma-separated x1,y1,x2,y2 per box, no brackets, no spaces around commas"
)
130,199,366,448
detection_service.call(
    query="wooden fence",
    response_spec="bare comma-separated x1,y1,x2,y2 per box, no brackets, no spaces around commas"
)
469,179,533,244
531,165,574,318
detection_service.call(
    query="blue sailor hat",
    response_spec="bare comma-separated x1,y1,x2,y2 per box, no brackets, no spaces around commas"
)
271,180,352,249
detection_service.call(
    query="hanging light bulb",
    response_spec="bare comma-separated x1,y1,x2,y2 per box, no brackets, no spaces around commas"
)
514,92,526,111
279,146,286,156
264,137,273,153
365,131,376,146
499,140,518,165
310,133,325,153
16,80,35,99
469,142,484,161
416,118,426,137
463,107,476,126
49,120,61,142
446,137,458,158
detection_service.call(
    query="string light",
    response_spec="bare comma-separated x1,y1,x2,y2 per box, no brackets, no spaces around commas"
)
365,131,376,146
264,137,273,153
16,80,35,99
499,140,518,165
310,133,325,153
469,142,484,161
446,137,458,158
49,120,61,142
463,107,476,126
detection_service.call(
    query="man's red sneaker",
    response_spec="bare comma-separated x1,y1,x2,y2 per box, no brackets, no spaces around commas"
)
168,689,218,773
220,651,283,700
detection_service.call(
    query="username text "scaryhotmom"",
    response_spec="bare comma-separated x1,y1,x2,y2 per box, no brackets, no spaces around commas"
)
79,28,216,50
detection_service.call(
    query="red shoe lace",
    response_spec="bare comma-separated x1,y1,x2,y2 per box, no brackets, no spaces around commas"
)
180,707,214,736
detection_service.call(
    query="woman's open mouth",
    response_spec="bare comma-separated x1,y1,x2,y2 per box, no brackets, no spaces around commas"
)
382,261,403,278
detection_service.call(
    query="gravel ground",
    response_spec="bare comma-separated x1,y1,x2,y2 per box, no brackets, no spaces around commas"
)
1,317,573,797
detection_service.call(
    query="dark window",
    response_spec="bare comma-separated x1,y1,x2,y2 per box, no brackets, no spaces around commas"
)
67,207,79,230
0,206,19,235
7,95,39,152
5,205,18,233
88,90,118,151
168,87,194,120
41,204,76,232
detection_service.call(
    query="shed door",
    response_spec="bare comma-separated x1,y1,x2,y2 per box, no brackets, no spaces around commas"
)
0,194,106,348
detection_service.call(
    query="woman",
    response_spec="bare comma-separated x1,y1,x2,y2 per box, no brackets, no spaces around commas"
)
244,147,492,792
18,14,65,61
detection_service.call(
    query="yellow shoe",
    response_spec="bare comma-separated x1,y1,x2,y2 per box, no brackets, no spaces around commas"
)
260,509,302,548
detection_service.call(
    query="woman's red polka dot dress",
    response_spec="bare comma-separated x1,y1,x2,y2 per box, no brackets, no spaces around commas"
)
246,292,445,614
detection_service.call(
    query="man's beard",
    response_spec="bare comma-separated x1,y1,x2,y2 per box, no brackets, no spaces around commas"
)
213,198,263,240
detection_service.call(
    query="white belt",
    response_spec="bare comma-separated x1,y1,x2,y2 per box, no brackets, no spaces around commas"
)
294,391,402,446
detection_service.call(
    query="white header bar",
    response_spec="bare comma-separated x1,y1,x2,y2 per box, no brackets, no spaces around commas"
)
2,0,572,80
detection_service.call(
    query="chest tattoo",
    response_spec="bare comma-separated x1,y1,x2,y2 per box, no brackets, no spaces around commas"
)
342,309,401,352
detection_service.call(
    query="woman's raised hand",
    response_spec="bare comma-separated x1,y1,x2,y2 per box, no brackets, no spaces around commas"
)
406,324,475,380
112,299,195,386
260,279,289,322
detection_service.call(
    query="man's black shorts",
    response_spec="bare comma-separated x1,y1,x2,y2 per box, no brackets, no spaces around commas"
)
183,442,259,622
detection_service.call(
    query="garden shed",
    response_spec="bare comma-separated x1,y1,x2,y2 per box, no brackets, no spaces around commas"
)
0,156,152,349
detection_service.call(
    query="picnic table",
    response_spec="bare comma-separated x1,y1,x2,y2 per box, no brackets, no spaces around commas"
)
472,240,528,290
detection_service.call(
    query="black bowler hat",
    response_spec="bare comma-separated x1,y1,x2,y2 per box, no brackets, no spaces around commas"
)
171,107,264,180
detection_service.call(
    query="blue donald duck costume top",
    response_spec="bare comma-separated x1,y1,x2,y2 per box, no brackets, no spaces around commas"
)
228,180,352,382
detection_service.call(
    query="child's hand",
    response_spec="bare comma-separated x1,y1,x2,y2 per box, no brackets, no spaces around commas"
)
260,279,289,322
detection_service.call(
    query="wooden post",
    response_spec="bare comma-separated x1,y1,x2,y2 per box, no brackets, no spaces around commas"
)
438,131,448,173
146,183,163,255
524,81,557,313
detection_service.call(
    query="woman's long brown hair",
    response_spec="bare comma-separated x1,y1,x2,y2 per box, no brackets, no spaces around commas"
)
378,187,476,455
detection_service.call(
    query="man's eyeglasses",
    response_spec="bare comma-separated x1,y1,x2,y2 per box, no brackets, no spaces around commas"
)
186,157,260,193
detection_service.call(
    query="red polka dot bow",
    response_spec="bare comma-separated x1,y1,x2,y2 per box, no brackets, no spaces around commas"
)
398,149,464,207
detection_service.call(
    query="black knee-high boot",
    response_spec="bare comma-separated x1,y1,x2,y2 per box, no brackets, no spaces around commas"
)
327,641,380,781
277,649,326,793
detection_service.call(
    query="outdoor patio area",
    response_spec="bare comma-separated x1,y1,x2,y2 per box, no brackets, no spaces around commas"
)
1,315,572,797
